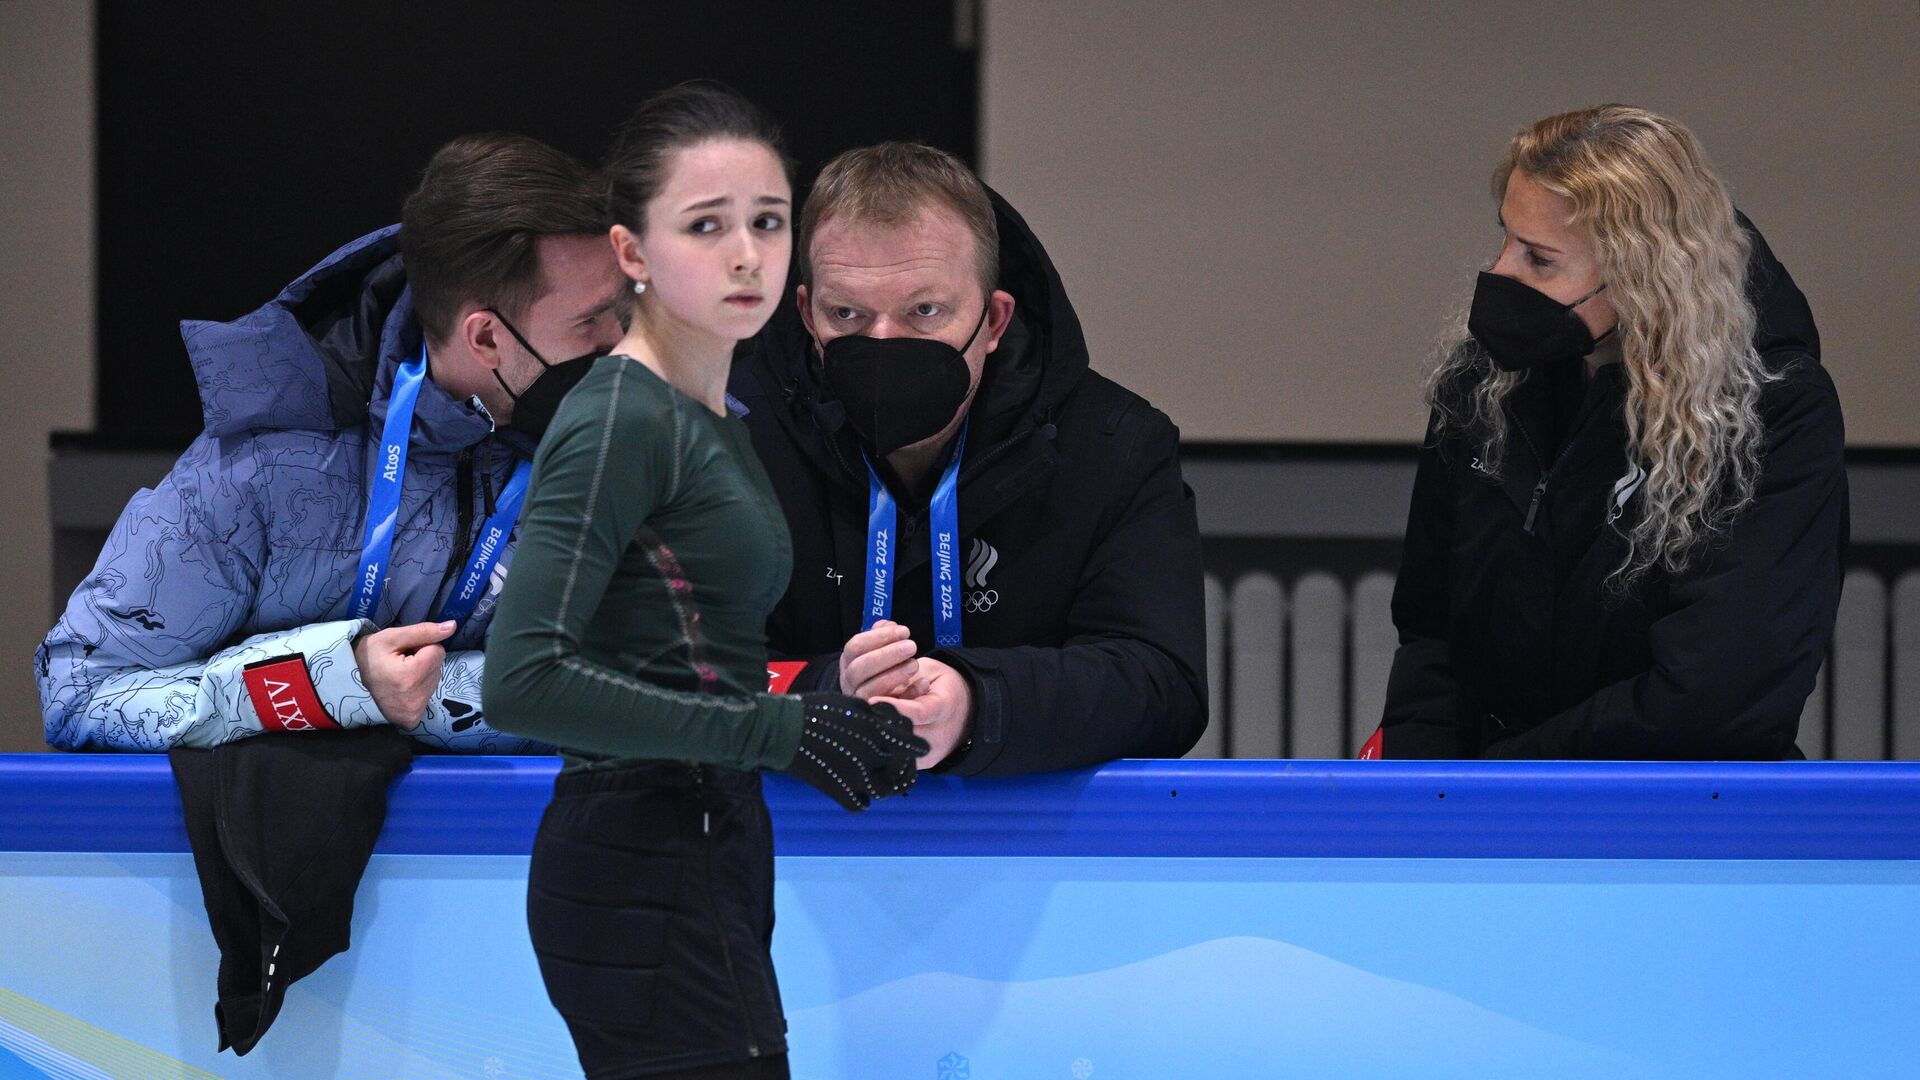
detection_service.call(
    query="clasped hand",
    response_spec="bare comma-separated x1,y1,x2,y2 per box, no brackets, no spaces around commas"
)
838,620,971,768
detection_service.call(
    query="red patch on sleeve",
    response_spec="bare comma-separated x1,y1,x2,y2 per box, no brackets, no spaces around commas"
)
767,661,808,695
1358,727,1385,760
242,656,340,732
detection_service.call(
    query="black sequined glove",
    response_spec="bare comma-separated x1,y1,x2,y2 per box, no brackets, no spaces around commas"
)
786,694,929,811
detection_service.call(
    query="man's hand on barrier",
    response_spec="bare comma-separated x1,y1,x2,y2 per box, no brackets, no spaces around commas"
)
840,620,925,700
875,657,972,769
352,621,455,731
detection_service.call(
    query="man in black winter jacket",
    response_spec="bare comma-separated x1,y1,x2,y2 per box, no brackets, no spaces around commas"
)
728,142,1207,775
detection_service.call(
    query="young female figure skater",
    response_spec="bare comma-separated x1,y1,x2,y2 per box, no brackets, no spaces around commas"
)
485,82,926,1078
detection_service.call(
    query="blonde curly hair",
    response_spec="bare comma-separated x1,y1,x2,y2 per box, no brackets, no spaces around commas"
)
1431,104,1773,585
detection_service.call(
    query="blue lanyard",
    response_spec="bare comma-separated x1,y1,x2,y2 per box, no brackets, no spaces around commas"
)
352,347,529,626
861,422,968,648
436,459,531,625
351,351,428,620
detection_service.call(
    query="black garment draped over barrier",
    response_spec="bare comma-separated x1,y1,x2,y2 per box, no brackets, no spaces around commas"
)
168,726,412,1055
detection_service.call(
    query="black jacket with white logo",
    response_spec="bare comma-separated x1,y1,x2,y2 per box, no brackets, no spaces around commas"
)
1380,219,1847,759
728,191,1208,776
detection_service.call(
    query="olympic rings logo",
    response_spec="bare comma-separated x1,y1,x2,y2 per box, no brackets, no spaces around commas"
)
964,590,998,614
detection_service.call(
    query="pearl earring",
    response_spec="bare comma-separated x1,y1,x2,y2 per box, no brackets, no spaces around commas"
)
633,280,648,295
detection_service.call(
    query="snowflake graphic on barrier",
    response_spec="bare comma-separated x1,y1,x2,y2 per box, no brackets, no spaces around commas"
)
1072,1057,1095,1079
937,1051,971,1079
482,1056,507,1078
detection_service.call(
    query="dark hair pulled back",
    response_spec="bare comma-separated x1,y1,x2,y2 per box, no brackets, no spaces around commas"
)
605,80,791,237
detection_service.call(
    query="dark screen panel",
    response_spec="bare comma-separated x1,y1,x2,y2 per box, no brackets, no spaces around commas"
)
96,0,977,443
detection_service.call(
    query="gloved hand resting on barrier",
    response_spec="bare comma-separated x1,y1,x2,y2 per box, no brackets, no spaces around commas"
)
786,693,928,811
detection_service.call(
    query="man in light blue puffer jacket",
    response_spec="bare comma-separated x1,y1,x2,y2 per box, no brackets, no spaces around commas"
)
38,133,627,752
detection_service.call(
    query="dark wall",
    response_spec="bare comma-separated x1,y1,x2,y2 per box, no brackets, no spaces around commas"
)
96,0,978,444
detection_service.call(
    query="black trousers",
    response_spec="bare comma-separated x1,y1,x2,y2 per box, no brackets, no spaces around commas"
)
528,761,790,1080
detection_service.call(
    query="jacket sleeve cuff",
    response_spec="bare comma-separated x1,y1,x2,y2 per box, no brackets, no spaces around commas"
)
787,652,844,694
929,647,1005,776
759,692,808,771
405,649,554,754
187,619,382,747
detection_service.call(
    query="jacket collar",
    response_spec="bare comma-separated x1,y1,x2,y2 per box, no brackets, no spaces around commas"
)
1492,359,1628,522
364,336,500,457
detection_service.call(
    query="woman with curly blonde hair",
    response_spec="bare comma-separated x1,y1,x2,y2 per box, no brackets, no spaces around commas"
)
1372,105,1847,759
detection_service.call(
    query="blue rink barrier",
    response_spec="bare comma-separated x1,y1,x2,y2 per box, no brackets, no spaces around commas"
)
3,756,1919,1078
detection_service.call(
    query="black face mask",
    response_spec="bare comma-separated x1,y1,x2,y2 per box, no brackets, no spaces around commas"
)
489,309,604,438
1467,272,1614,372
819,304,989,456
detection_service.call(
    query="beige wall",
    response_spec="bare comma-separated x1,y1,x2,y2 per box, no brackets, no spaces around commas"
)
1,1,94,752
981,0,1920,445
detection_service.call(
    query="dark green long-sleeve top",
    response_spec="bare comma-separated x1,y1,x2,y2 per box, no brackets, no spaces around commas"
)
483,354,804,773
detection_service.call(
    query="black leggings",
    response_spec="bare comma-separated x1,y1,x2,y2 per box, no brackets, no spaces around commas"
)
528,762,789,1080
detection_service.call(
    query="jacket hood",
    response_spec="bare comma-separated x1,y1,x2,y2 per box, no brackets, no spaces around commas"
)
178,226,495,456
1738,211,1820,368
981,185,1093,411
741,185,1093,473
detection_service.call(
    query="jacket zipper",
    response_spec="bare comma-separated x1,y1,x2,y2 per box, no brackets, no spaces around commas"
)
1509,418,1576,536
1523,477,1550,535
690,765,760,1058
433,446,479,602
479,442,497,517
